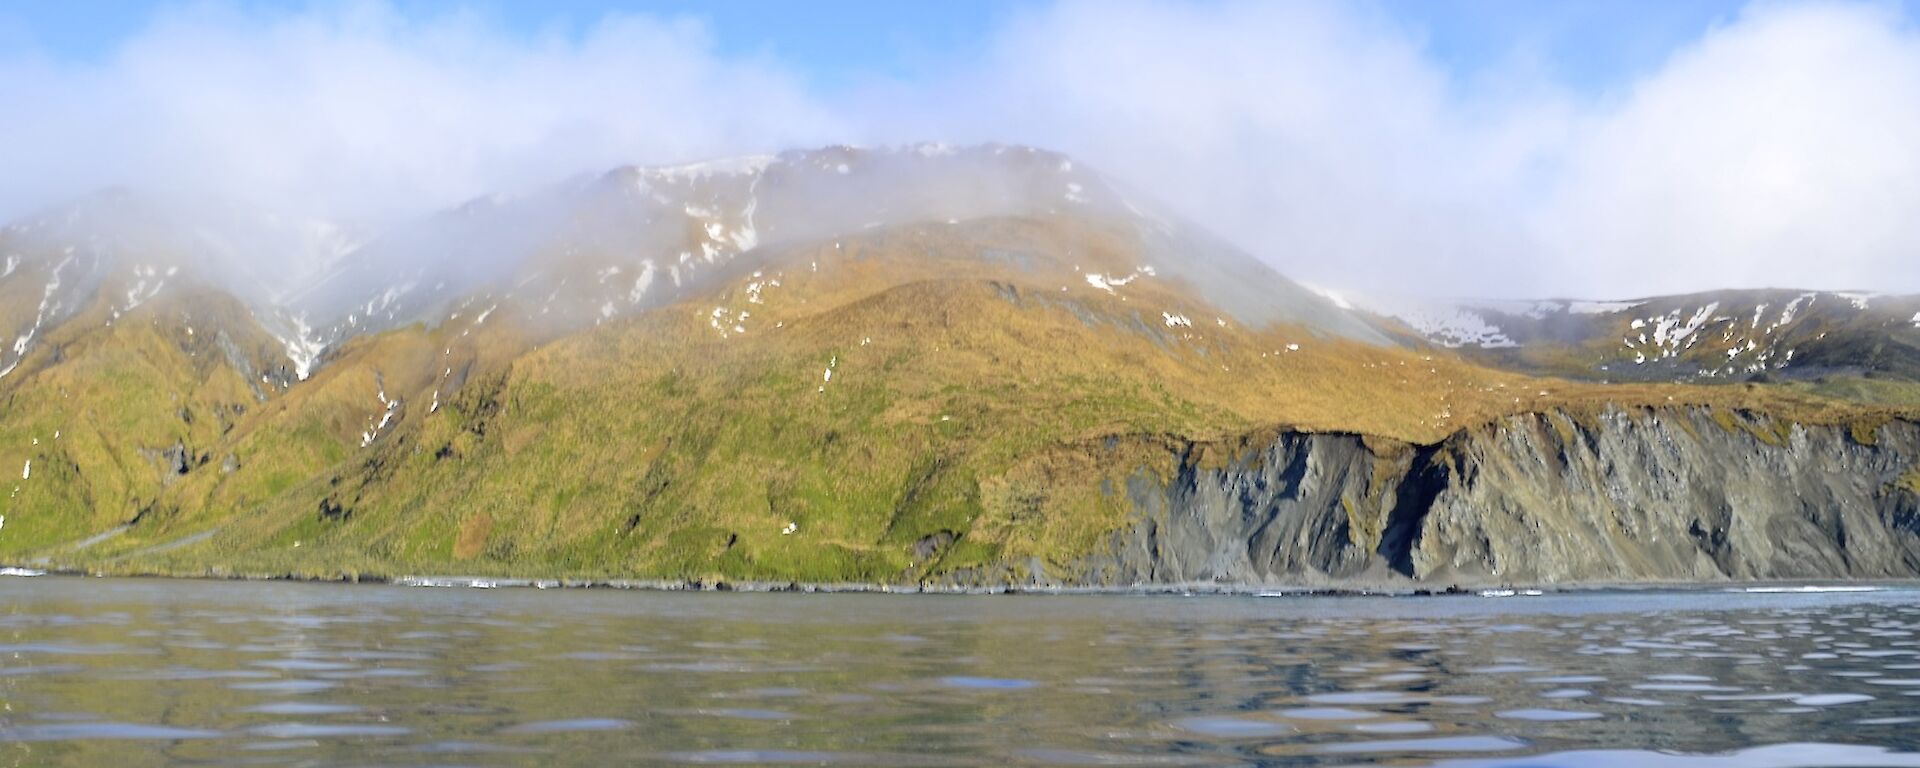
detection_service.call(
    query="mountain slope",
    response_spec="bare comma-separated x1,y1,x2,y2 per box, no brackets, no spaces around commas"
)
2,145,1917,588
1364,290,1920,391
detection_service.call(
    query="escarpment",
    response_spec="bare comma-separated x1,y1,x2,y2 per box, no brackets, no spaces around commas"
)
1028,408,1920,588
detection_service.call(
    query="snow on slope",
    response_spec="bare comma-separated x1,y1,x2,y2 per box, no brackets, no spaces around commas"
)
2,145,1390,384
1347,286,1919,382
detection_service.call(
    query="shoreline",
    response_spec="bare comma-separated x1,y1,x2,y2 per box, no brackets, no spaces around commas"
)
4,562,1917,598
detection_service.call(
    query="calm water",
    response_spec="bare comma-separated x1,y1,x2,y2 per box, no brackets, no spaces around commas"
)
5,579,1920,766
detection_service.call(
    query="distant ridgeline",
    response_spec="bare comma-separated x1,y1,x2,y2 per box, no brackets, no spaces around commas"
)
2,144,1918,588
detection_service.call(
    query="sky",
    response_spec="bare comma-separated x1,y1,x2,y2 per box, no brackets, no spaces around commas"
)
3,0,1919,299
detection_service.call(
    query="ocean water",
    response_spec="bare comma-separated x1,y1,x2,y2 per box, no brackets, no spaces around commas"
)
4,577,1920,766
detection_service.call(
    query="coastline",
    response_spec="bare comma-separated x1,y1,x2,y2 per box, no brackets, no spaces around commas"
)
5,562,1916,598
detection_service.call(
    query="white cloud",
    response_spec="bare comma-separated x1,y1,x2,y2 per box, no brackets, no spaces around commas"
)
3,1,1920,299
917,0,1567,297
0,3,843,224
930,0,1920,298
1539,2,1920,297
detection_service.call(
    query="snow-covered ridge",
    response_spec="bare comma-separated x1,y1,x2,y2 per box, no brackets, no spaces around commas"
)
1329,285,1920,381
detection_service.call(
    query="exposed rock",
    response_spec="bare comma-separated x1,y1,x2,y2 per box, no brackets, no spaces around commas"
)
136,440,194,485
318,497,351,521
1045,407,1920,588
913,530,958,561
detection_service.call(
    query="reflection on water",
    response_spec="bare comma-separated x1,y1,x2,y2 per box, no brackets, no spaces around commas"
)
4,579,1920,766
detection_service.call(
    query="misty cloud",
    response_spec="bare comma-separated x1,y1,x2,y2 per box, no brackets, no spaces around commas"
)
4,0,1920,299
0,4,843,225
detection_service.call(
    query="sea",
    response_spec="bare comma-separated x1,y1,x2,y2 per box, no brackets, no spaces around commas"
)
4,575,1920,766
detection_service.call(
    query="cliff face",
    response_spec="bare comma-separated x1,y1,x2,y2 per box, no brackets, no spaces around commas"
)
1062,408,1920,587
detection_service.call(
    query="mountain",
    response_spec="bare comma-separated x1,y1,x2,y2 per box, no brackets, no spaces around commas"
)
1360,290,1920,394
2,145,1917,589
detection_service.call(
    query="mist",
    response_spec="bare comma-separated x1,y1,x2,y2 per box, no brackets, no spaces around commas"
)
4,0,1920,300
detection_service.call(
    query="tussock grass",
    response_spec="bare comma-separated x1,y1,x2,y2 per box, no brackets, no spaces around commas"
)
6,217,1914,583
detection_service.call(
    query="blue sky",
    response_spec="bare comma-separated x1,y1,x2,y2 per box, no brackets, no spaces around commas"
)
5,1,1920,297
0,0,1778,93
9,1,1025,86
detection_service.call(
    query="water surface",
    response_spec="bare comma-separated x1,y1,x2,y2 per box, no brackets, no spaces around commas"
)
5,577,1920,766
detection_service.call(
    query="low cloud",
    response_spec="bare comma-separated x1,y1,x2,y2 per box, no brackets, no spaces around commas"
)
0,3,843,224
4,1,1920,299
937,0,1920,299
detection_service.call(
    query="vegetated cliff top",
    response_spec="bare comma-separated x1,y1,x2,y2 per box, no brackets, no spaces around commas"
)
0,144,1915,585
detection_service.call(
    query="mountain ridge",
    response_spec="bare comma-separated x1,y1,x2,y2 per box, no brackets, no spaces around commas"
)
3,144,1918,588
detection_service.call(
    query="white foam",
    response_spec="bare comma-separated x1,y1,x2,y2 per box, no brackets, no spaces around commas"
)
1737,585,1881,594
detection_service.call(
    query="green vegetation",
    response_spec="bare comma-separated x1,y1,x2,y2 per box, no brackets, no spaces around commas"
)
3,217,1915,585
1898,470,1920,496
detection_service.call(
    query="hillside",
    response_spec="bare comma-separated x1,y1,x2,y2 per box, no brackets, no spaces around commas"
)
1363,291,1920,395
2,146,1918,588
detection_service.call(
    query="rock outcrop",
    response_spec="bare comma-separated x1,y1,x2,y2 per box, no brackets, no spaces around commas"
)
1057,407,1920,587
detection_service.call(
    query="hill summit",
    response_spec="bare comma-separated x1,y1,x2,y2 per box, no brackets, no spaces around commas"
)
2,145,1917,588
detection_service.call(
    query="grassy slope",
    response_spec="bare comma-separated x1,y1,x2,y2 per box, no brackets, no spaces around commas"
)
6,217,1914,583
0,281,289,551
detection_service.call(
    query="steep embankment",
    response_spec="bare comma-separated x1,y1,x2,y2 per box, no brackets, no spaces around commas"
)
995,407,1920,589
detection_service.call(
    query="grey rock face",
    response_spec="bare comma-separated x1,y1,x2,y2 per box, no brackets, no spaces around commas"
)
1069,407,1920,587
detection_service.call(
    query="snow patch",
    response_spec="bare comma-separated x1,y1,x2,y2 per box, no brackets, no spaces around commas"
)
1084,271,1145,294
744,271,780,305
360,385,401,448
819,355,838,391
1162,312,1192,328
709,305,750,337
628,261,658,304
1565,300,1639,315
1835,291,1876,310
1777,293,1816,329
1630,302,1720,361
272,313,327,381
1304,284,1354,310
1,255,75,380
1391,304,1517,348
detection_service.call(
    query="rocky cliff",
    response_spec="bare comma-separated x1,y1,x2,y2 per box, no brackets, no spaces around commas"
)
1037,408,1920,588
